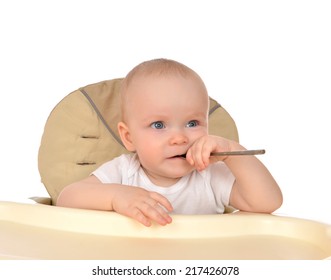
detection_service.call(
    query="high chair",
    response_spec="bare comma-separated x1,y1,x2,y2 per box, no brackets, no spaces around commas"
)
0,79,330,260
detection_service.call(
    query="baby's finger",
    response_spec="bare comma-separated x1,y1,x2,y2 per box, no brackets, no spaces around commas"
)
190,139,209,171
129,208,152,227
150,204,173,225
150,192,173,213
128,204,170,227
139,201,172,226
200,145,211,167
149,192,173,224
185,149,194,166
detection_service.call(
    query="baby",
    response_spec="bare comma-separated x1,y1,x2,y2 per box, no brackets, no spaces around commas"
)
57,58,283,226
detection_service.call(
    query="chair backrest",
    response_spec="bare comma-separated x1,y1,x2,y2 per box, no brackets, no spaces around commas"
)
38,78,239,204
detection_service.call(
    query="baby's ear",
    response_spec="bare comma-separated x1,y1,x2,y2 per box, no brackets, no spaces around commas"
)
118,122,135,152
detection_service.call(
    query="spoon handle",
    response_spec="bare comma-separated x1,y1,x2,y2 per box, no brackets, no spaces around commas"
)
210,149,265,156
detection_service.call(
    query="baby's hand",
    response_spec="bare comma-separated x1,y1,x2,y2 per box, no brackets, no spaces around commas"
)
111,185,173,227
186,135,237,171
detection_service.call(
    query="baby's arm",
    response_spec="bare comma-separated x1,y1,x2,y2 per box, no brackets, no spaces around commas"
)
56,175,173,227
225,150,283,213
186,135,283,213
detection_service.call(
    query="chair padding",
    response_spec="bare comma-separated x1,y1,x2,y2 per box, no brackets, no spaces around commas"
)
38,79,238,204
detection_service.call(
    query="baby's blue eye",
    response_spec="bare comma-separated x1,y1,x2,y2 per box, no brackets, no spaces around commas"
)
186,120,198,128
151,121,165,129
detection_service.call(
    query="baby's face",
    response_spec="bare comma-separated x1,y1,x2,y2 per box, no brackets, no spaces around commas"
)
123,74,209,186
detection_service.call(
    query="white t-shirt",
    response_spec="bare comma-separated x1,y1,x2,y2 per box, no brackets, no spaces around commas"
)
92,153,235,214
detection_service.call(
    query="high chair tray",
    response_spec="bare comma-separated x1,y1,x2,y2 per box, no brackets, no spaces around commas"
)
0,201,330,260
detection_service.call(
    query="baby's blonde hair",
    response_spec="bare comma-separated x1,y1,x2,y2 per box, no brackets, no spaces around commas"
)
120,58,208,122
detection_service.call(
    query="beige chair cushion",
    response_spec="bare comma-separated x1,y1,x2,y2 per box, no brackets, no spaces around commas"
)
38,78,239,204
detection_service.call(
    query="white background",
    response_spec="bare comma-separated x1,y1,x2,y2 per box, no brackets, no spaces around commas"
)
0,0,330,225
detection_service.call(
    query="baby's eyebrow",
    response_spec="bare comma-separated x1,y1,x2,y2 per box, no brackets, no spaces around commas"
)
141,115,169,123
148,115,168,119
140,111,207,123
185,111,208,119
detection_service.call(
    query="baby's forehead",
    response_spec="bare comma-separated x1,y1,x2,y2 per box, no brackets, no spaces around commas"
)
127,75,208,109
125,72,206,95
120,68,209,122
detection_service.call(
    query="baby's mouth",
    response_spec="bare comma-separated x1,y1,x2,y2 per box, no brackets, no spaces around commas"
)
169,154,187,159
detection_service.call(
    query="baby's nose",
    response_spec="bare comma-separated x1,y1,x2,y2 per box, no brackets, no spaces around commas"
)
169,131,189,145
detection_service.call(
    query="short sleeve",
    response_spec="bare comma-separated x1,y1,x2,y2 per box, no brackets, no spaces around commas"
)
91,154,131,184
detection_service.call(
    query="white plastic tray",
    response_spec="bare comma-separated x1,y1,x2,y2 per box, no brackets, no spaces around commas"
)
0,201,330,259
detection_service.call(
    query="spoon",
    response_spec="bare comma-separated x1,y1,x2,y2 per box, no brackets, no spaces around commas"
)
180,149,265,158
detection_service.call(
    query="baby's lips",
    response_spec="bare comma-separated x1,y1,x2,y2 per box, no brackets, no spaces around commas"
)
167,151,188,158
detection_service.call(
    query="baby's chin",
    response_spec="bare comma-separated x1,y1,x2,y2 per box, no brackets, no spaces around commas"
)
165,166,196,180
